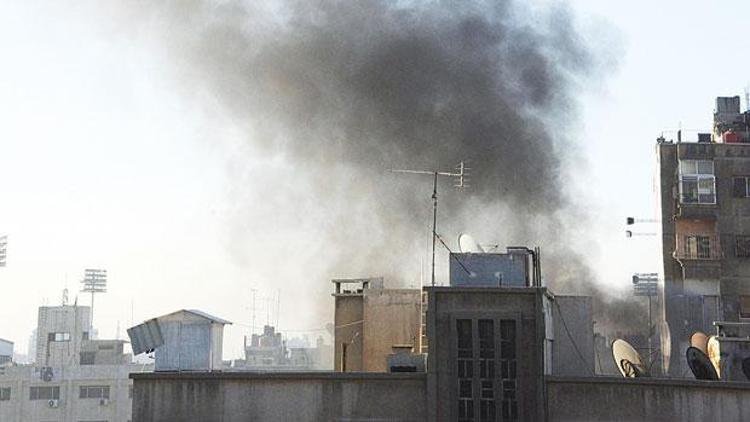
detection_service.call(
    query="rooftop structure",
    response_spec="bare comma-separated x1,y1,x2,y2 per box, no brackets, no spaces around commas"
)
128,309,231,372
332,277,422,372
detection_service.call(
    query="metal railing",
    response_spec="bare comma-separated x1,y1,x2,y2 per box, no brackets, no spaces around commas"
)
673,234,722,260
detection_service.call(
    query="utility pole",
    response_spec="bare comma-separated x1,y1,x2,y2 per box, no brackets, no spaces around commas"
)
390,161,468,286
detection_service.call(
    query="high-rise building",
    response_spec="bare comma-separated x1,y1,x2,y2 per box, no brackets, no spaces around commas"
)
656,95,750,375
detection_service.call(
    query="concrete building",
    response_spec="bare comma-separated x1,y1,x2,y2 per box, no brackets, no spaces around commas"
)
132,282,750,422
0,303,150,422
35,305,91,367
332,277,422,372
235,326,333,370
657,96,750,375
0,338,13,366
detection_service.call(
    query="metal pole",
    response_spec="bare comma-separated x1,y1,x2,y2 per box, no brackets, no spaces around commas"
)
431,172,438,287
90,290,95,333
647,295,652,365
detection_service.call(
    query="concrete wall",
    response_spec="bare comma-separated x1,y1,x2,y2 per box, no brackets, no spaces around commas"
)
547,376,750,422
131,372,427,422
551,296,594,377
333,295,364,371
362,289,421,372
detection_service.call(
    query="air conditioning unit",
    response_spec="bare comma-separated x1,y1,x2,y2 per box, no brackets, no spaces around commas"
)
99,398,109,406
47,399,59,408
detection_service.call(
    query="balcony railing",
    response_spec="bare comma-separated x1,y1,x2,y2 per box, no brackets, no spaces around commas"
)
673,234,722,260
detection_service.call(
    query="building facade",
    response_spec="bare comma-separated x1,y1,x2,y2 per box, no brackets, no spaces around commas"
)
332,277,422,372
657,96,750,375
0,304,150,422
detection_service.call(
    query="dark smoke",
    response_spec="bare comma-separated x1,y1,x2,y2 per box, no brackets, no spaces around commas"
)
109,1,639,332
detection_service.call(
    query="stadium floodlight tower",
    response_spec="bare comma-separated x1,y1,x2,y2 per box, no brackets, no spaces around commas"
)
0,235,6,267
81,268,107,332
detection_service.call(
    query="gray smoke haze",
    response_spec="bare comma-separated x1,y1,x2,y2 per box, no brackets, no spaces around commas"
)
107,0,641,332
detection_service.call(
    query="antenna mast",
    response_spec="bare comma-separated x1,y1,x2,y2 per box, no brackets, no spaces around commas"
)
390,161,469,286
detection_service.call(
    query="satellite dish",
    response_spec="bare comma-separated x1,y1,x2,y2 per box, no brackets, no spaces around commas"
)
660,320,671,373
686,346,719,380
707,335,721,378
458,233,485,253
690,331,709,355
612,339,646,378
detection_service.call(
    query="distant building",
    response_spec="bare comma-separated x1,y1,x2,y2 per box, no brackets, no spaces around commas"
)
332,277,422,372
657,96,750,376
0,338,12,366
35,305,91,367
235,326,333,370
0,303,150,422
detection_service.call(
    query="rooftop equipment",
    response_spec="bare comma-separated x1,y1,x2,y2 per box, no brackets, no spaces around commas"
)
611,338,647,378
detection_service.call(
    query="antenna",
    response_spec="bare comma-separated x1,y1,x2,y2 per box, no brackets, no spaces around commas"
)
0,235,7,267
81,269,107,333
745,85,750,112
390,161,469,286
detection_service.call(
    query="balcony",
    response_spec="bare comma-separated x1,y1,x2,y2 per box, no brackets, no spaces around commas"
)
673,234,722,261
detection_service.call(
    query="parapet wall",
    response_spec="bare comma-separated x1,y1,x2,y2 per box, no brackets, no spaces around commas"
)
131,371,426,422
546,376,750,421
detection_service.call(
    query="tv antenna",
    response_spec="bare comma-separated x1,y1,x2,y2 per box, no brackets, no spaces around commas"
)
390,161,469,286
81,269,107,332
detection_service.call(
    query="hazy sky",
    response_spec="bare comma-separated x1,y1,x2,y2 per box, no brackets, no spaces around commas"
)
0,1,747,358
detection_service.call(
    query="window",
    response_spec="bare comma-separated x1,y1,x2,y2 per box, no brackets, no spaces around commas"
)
500,320,518,422
734,177,750,198
47,332,70,342
741,296,750,319
478,320,495,422
82,331,90,341
684,235,711,259
737,236,750,258
679,160,716,204
456,319,473,422
79,386,110,399
29,386,60,400
80,352,96,365
0,387,10,401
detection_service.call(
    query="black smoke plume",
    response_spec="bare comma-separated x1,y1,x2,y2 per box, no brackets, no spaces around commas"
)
111,0,641,331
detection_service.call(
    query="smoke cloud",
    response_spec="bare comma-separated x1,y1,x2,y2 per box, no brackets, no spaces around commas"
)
107,1,641,332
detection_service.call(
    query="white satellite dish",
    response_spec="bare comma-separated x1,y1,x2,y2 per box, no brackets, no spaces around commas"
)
612,338,646,378
458,233,485,253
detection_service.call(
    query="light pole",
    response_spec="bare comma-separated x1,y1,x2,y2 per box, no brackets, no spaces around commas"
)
81,269,107,333
633,273,658,366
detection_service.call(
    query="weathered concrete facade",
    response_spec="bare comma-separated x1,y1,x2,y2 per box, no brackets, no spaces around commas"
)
657,141,750,375
333,278,421,372
131,372,427,422
0,364,147,422
547,376,750,421
425,287,547,421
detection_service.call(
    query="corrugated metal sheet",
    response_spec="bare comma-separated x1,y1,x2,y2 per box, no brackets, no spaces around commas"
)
127,318,164,355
